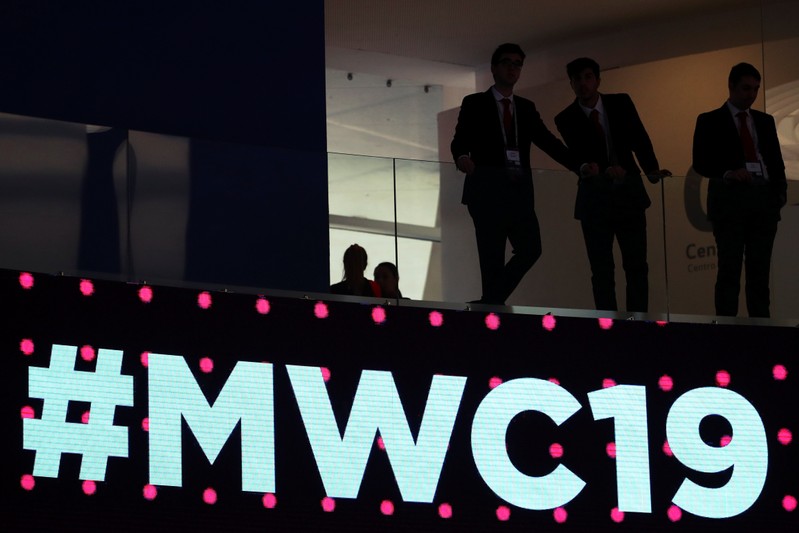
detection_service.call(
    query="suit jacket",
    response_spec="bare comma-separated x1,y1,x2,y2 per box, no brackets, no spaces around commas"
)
692,103,787,222
451,90,578,206
555,93,658,220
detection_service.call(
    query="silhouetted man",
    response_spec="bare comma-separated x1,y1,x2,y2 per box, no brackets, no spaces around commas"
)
451,43,593,305
555,57,670,312
692,62,787,318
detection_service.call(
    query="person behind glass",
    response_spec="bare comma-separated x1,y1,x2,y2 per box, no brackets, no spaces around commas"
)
554,57,671,313
373,262,405,299
451,43,596,305
692,62,787,318
330,244,382,297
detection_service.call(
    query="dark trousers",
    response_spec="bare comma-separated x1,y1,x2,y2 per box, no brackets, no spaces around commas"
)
468,189,541,305
580,210,648,312
712,214,778,318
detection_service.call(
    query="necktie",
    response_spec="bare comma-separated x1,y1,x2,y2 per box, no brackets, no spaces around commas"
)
737,111,758,162
590,109,605,143
501,98,515,147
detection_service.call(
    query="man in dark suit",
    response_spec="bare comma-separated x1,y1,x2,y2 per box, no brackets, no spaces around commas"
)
692,62,787,318
451,43,595,305
555,57,670,312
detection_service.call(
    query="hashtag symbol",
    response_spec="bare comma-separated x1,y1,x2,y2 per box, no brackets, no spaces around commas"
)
24,344,134,481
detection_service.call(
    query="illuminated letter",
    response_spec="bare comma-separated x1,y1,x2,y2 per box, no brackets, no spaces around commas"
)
287,365,466,502
472,378,585,510
148,354,274,492
667,387,767,518
588,385,651,512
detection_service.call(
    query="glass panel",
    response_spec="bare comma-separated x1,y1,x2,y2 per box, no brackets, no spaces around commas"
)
439,165,668,315
662,174,717,317
393,157,443,302
328,152,398,294
127,132,330,292
663,175,799,321
773,180,799,319
328,152,396,223
0,112,129,277
126,131,190,282
762,0,799,321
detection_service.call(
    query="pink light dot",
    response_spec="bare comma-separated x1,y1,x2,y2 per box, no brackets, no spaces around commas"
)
377,436,386,451
663,440,673,457
720,434,732,447
142,418,150,431
778,428,792,445
485,313,500,330
20,338,35,356
553,506,568,523
197,291,212,309
203,487,217,505
489,376,503,389
82,480,97,496
716,369,731,387
610,507,625,523
773,364,788,381
21,474,35,491
658,374,673,392
429,311,444,327
256,298,271,315
372,306,387,324
262,493,277,509
81,410,90,424
602,378,616,388
143,484,158,501
321,496,336,512
438,503,453,519
542,314,557,331
199,357,214,373
667,505,682,522
138,285,153,303
598,317,614,330
656,320,668,327
314,301,329,319
606,442,617,458
140,351,150,367
496,505,511,521
549,442,563,459
21,405,35,419
321,367,331,382
783,495,797,512
80,345,96,362
19,272,35,289
380,499,395,516
79,279,95,296
549,377,560,385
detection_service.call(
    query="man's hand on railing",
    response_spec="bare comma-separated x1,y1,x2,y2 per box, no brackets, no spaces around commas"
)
646,169,672,184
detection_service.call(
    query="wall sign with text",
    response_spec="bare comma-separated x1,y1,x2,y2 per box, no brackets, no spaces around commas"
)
4,269,797,532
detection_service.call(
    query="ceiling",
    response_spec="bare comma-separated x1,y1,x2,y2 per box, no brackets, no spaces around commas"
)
326,0,764,68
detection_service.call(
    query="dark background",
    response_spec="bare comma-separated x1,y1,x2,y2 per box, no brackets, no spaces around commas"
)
0,1,329,291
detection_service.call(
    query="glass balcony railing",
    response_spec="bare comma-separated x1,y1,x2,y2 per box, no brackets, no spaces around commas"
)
1,110,797,324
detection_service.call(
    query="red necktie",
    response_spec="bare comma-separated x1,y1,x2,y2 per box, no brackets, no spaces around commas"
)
590,109,605,143
501,98,515,147
737,111,758,162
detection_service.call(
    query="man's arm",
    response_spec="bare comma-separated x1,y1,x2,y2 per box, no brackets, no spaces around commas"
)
758,112,788,205
451,95,477,174
529,102,580,173
623,94,660,174
692,112,725,180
